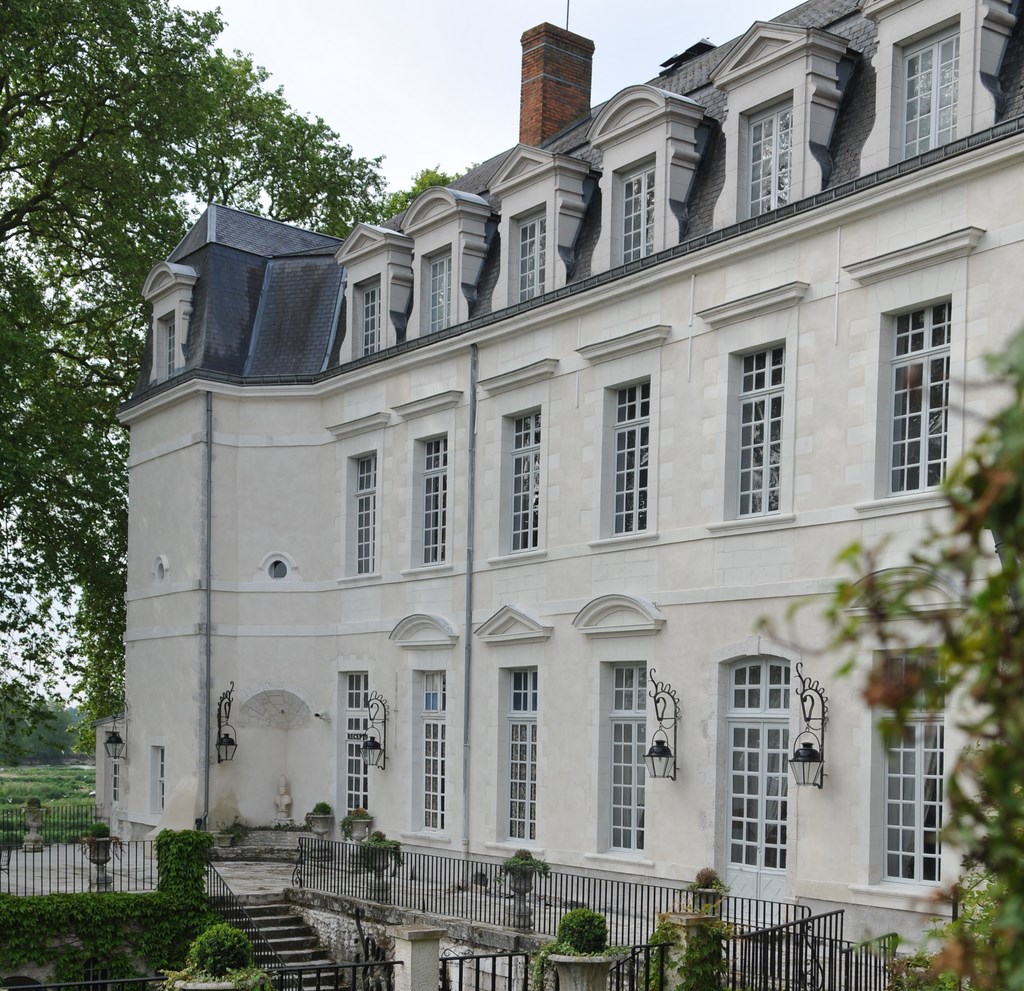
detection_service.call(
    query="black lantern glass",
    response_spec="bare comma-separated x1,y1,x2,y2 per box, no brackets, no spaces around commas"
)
216,682,238,763
104,728,126,760
645,670,680,780
789,663,828,789
359,692,389,770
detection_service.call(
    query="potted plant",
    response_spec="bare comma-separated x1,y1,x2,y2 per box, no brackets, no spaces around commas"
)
359,830,402,900
340,807,374,841
81,821,122,890
305,801,334,838
498,849,550,930
535,908,626,991
688,866,728,912
164,922,271,991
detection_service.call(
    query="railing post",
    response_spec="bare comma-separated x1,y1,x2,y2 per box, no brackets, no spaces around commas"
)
391,925,445,991
655,912,725,989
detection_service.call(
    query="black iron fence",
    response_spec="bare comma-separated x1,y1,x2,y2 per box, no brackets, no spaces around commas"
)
731,910,896,991
0,803,101,845
0,839,156,895
270,960,400,991
206,863,285,969
295,838,810,946
0,979,163,991
441,951,529,991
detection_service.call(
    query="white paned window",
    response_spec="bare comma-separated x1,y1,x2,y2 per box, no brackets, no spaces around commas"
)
882,655,945,883
728,661,790,874
738,346,785,516
510,411,541,552
613,382,650,534
429,253,452,333
423,672,447,830
421,436,448,564
111,760,120,805
355,454,377,575
610,663,646,851
508,669,539,841
344,673,370,813
361,282,381,356
518,215,547,300
622,166,655,263
165,318,176,376
749,105,793,217
890,303,950,494
903,34,959,158
151,746,165,813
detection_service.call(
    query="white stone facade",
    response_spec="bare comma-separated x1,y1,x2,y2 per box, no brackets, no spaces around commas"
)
110,0,1024,942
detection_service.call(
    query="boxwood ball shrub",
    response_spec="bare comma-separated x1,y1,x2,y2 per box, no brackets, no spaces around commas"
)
556,908,608,954
187,923,253,977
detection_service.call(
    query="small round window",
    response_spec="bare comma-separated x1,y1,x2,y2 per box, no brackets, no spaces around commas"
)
268,559,288,580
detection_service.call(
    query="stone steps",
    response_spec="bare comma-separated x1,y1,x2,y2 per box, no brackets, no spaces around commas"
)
246,902,337,979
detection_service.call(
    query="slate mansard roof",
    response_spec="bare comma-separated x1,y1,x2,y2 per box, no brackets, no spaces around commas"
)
131,0,1024,402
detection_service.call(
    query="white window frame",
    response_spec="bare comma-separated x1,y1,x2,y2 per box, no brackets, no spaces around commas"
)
343,672,370,814
738,346,785,516
622,165,656,263
165,317,176,376
111,759,121,806
880,654,945,885
360,281,382,356
727,660,790,877
151,746,165,814
748,103,793,217
609,663,647,852
889,302,951,494
354,454,377,575
508,668,539,841
428,253,452,333
422,671,447,831
518,214,547,301
509,411,542,552
420,436,448,565
902,32,959,159
612,382,650,535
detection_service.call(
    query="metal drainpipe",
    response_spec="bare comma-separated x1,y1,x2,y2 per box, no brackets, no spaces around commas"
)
201,390,214,830
461,345,479,855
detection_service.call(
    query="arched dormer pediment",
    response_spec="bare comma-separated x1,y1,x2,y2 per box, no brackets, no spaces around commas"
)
589,85,702,152
589,85,704,265
402,187,491,238
390,613,459,649
572,594,666,638
475,605,554,645
142,262,198,302
335,223,412,268
846,566,966,616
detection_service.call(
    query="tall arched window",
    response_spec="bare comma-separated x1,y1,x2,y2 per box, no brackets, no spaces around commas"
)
727,658,790,899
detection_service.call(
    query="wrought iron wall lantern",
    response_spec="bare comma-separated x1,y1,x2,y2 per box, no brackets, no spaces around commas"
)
360,691,390,770
790,662,828,788
215,681,238,763
104,713,127,761
644,669,680,780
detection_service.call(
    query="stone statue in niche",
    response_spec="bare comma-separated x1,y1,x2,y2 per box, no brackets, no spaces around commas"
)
273,775,292,824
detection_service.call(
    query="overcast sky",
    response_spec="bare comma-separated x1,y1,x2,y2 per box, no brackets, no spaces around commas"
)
181,0,793,191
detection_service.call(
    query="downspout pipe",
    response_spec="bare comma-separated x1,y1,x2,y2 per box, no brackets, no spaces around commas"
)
201,390,213,830
461,345,479,856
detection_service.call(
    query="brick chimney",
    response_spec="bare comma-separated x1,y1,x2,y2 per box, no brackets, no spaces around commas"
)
519,23,595,147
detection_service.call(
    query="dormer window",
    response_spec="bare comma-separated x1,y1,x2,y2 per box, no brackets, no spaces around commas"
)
518,214,547,300
622,165,655,263
903,32,959,158
429,253,452,332
142,261,198,385
360,280,382,356
749,104,793,217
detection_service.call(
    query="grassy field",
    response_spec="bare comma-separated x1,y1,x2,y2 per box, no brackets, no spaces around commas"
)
0,763,96,805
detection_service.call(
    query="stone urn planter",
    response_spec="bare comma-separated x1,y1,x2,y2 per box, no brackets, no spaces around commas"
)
81,823,120,891
306,802,334,840
23,798,44,853
498,850,548,931
549,954,625,991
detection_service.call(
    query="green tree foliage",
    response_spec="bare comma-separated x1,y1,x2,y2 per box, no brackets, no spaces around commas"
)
378,166,463,220
0,0,386,752
826,329,1024,988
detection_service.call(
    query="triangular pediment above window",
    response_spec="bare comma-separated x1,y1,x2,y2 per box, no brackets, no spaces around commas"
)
335,223,408,267
389,613,459,649
572,594,666,638
490,146,556,189
475,605,554,644
711,23,849,90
